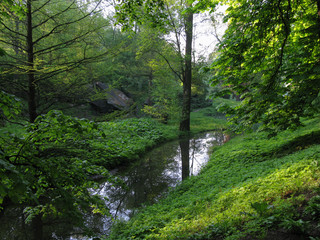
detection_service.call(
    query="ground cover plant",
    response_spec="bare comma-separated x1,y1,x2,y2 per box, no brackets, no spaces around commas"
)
189,98,236,134
0,105,226,239
190,109,227,134
108,117,320,239
0,111,177,239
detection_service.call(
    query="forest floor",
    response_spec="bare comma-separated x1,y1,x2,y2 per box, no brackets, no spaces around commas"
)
107,116,320,240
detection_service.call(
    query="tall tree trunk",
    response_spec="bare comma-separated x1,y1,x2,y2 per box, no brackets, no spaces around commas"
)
26,0,37,123
317,0,320,39
180,138,190,180
32,214,43,240
179,9,193,132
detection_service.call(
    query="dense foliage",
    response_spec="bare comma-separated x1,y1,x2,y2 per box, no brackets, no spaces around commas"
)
0,0,25,55
1,0,319,239
210,0,320,133
109,117,320,239
0,109,180,239
0,0,111,122
1,111,114,238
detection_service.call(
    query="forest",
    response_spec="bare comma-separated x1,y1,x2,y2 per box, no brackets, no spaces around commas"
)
0,0,320,239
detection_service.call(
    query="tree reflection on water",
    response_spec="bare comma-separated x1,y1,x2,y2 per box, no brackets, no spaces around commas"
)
96,131,224,235
0,132,224,240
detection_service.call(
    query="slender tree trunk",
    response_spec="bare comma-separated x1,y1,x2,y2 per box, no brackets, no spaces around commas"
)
26,0,37,123
180,138,190,180
317,0,320,39
32,214,43,240
179,8,193,132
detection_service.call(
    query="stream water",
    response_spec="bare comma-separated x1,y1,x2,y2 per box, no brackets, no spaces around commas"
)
0,131,224,240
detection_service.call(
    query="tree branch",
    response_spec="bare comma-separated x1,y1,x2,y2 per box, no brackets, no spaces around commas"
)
266,0,291,91
0,21,27,38
154,50,183,81
32,0,76,30
32,0,102,46
31,0,55,15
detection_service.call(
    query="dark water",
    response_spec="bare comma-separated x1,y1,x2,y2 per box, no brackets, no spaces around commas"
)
0,131,224,240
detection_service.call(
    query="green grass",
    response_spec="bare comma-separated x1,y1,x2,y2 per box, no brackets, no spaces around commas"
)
95,118,179,167
107,117,320,240
189,98,237,134
190,109,227,133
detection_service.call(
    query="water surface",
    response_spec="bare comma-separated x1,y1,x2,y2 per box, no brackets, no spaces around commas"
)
0,131,224,240
89,131,224,236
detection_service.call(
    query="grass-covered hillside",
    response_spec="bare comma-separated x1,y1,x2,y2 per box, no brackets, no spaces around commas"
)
108,117,320,239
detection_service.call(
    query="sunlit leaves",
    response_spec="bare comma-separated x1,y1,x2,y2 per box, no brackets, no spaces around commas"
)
115,0,169,32
210,0,320,133
0,110,115,225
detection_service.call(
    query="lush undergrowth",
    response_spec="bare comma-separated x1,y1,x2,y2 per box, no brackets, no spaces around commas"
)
0,106,226,170
95,118,179,167
190,109,227,133
0,116,177,169
108,117,320,239
98,111,225,167
189,98,237,133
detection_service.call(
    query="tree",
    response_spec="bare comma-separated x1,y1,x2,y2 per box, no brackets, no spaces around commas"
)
0,0,109,122
181,2,193,131
0,110,115,240
210,0,320,133
0,0,25,56
115,0,195,132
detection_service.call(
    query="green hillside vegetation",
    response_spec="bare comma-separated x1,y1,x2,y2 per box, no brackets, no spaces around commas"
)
0,104,227,239
189,98,238,134
0,105,227,170
108,117,320,239
1,0,319,239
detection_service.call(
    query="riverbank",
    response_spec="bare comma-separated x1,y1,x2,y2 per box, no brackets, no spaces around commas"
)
94,108,227,169
0,106,228,240
108,117,320,239
0,108,227,171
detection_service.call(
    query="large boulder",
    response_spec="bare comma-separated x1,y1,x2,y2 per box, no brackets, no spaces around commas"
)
90,82,133,113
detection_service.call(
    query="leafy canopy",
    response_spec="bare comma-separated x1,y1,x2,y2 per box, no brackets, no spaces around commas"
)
0,110,115,231
210,0,320,133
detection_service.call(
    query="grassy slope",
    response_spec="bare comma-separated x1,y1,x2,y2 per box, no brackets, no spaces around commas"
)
189,108,227,133
108,117,320,240
189,98,237,134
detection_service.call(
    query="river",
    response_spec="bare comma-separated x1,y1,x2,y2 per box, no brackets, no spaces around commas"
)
0,131,224,240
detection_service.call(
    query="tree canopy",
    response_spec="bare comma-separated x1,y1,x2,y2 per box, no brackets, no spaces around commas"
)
1,0,320,238
0,0,110,122
210,0,320,133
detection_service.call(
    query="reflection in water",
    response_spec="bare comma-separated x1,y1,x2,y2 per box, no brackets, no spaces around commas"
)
92,131,224,237
0,132,224,240
180,139,190,180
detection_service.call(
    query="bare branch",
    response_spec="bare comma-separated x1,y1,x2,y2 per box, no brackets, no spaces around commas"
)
31,0,53,14
32,0,103,46
34,26,103,56
0,21,27,38
154,50,183,81
34,51,110,83
0,39,27,52
32,0,76,29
